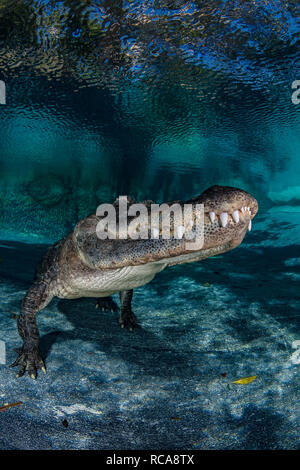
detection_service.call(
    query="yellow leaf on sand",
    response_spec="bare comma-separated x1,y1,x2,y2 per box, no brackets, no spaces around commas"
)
232,375,257,385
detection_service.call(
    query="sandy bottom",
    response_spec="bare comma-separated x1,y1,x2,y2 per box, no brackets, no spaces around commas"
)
0,238,298,450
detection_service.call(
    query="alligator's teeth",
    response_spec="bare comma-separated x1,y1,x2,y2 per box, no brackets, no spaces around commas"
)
248,220,252,231
241,207,245,213
232,210,239,223
220,212,228,227
176,225,185,239
209,211,215,223
152,228,159,238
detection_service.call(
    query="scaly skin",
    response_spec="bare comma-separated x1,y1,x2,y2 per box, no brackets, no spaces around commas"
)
11,185,258,379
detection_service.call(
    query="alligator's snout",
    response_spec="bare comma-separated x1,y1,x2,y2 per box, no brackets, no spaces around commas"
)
199,185,258,219
187,185,258,252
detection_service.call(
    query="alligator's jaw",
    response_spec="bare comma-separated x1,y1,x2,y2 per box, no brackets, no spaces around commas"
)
74,185,258,270
160,185,258,266
186,185,258,252
158,239,242,267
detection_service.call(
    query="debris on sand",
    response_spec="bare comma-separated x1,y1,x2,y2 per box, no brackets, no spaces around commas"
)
0,401,23,411
232,376,257,385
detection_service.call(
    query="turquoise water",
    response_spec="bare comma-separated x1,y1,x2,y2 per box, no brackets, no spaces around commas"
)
0,0,299,449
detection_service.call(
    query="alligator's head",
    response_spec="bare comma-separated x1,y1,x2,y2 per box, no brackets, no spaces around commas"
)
74,185,258,269
185,184,258,255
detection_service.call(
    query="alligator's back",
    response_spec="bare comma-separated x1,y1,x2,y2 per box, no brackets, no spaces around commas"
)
35,238,65,281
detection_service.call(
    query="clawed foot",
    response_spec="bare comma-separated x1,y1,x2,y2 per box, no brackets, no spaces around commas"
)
10,346,46,380
119,310,139,331
95,297,119,313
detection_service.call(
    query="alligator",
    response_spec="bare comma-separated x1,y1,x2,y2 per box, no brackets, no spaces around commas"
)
10,185,258,379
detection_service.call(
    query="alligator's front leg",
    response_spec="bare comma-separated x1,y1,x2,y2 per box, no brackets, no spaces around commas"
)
119,290,138,331
10,280,53,379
